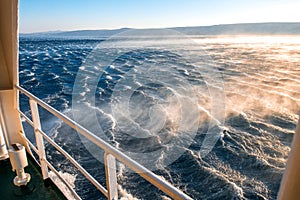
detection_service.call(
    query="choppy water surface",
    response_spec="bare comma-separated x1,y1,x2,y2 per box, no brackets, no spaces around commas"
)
19,35,300,200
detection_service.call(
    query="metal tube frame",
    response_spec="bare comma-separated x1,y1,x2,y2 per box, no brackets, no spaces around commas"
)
16,85,193,200
29,99,49,180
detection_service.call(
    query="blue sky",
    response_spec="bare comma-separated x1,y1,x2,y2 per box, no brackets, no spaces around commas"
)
20,0,300,33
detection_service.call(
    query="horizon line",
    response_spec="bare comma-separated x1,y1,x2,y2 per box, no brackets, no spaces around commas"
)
19,21,300,34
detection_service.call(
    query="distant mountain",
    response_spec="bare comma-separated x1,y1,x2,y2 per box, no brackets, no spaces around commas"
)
173,22,300,35
20,28,131,39
52,28,131,37
20,23,300,39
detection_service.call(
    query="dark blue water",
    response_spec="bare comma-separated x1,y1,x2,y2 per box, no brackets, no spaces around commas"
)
19,36,299,200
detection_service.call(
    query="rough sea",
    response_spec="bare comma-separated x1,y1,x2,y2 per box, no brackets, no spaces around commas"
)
19,33,300,200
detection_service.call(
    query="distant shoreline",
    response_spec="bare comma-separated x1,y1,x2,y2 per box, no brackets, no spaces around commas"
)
20,22,300,38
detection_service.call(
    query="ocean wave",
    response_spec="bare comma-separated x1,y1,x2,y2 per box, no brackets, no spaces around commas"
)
19,36,299,199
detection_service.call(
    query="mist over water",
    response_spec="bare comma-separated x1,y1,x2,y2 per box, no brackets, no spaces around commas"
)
19,35,299,199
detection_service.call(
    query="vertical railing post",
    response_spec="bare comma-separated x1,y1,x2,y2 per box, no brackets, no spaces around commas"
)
30,99,49,179
105,153,118,200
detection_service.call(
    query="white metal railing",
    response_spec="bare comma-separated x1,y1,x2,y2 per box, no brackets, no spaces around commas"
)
16,85,193,200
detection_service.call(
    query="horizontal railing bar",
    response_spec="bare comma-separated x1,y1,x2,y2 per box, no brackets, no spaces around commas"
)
44,159,82,200
16,85,192,200
17,109,34,127
19,128,82,199
36,128,108,197
19,133,39,155
19,133,41,168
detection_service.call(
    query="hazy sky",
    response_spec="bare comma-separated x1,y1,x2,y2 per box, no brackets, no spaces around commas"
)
20,0,300,33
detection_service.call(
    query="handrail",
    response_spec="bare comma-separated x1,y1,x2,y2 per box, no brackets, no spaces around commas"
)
16,85,193,200
37,128,108,197
19,131,81,200
17,108,34,127
19,129,81,200
44,159,82,200
19,133,39,155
